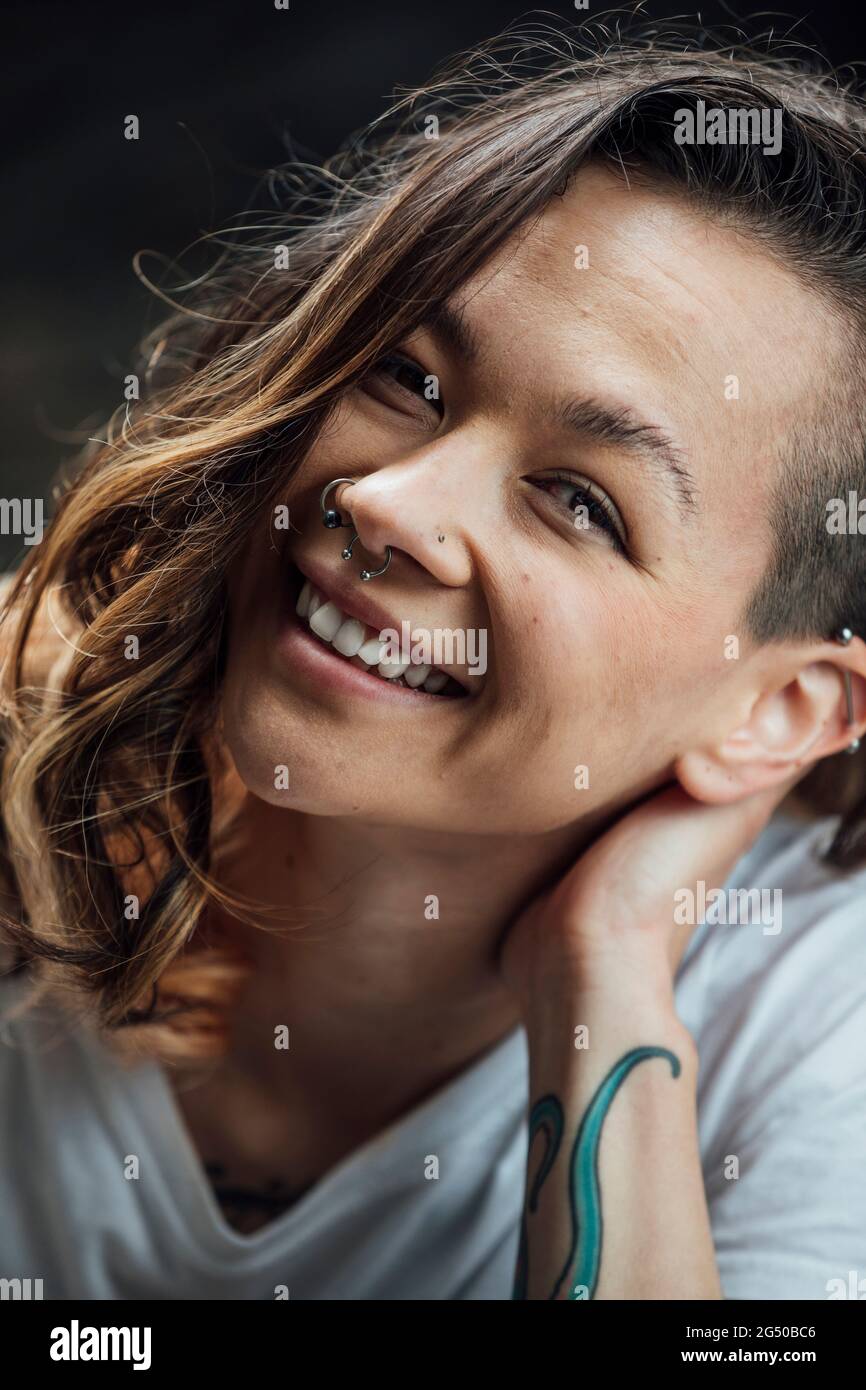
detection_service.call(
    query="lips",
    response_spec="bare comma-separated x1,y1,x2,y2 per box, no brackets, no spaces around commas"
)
290,554,475,696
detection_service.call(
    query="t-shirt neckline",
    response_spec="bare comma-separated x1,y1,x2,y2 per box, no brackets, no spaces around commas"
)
134,1020,528,1261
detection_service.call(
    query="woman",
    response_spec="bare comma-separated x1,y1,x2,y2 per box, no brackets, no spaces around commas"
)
2,22,866,1300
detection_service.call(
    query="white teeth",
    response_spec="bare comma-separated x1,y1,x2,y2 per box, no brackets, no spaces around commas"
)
404,663,431,688
377,658,409,680
295,580,312,619
358,636,387,666
332,618,365,658
309,601,343,641
297,579,457,695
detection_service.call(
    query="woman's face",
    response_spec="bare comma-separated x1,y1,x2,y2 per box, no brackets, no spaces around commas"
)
222,163,830,835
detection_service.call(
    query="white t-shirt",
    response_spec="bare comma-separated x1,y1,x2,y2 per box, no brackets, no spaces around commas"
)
1,812,865,1300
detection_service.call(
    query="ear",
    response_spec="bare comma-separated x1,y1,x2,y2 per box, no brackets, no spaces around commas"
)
676,638,866,805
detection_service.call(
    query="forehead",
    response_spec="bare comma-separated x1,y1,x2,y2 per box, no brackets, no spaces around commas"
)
453,162,839,545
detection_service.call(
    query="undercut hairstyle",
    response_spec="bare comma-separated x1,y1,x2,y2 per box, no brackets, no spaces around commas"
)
2,17,866,1060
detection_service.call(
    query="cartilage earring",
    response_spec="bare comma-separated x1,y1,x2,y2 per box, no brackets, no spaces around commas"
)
835,627,860,754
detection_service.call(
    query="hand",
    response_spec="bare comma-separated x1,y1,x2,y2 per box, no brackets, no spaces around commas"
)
499,779,799,1015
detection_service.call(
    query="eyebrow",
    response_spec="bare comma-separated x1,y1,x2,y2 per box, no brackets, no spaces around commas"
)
425,302,481,366
547,395,699,520
423,303,698,520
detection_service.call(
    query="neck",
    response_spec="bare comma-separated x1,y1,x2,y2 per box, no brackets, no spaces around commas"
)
206,786,608,1117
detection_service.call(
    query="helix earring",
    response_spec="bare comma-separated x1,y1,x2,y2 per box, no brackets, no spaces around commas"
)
319,476,393,581
835,627,860,754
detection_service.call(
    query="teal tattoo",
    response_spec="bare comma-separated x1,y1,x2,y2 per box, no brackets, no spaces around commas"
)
513,1095,563,1301
513,1046,681,1300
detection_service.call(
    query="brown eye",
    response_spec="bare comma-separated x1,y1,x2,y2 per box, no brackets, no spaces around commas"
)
363,353,444,421
529,474,628,552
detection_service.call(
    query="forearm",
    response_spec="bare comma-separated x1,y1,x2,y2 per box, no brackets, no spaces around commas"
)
515,968,721,1300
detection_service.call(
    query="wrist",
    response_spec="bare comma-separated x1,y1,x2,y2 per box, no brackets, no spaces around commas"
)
527,940,681,1017
524,966,698,1073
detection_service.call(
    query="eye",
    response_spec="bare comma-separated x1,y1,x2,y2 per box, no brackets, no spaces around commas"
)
361,352,444,423
529,472,628,552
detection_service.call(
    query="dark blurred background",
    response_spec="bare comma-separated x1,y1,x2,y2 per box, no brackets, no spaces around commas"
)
3,0,865,567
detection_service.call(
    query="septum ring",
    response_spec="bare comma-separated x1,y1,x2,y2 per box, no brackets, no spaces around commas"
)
319,477,393,581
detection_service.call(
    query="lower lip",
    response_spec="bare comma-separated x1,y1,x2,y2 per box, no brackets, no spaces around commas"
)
275,580,460,709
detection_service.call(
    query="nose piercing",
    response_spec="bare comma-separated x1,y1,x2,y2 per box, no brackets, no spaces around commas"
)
320,477,355,529
320,476,393,581
835,627,860,754
341,532,393,580
359,548,392,582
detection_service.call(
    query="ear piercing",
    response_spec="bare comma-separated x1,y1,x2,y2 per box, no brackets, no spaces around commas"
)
319,477,393,581
835,627,860,754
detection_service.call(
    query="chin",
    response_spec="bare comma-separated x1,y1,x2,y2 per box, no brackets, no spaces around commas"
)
219,693,348,817
218,687,408,822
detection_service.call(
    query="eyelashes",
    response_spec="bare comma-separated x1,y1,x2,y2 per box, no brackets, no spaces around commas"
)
364,352,443,421
528,473,627,550
361,350,628,554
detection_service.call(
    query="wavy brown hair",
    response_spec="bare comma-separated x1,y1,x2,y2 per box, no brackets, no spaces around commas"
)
3,17,866,1062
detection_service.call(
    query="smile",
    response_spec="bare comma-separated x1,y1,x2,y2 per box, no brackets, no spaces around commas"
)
280,556,472,704
295,580,467,697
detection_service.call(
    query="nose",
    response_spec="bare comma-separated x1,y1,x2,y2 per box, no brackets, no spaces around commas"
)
334,438,481,587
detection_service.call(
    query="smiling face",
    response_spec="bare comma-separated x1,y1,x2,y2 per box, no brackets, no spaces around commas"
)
221,162,845,835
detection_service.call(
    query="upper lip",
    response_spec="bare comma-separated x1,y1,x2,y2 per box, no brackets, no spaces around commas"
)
291,552,479,693
295,552,410,638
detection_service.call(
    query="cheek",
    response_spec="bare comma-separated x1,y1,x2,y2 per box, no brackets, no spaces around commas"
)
471,606,614,814
499,598,677,786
